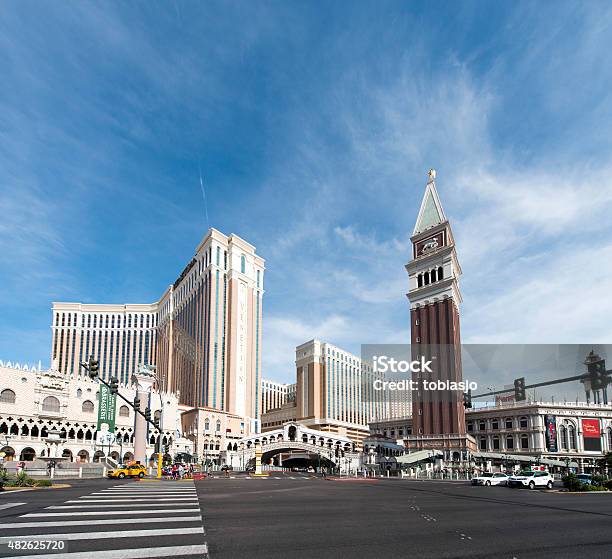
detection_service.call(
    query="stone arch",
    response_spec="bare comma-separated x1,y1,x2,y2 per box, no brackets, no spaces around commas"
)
20,447,36,461
77,449,89,463
0,446,15,460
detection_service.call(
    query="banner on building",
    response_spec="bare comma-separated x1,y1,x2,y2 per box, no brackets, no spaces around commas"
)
97,383,117,433
544,415,557,452
582,418,601,452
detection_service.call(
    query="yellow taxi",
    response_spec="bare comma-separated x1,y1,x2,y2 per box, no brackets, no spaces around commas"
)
107,463,147,479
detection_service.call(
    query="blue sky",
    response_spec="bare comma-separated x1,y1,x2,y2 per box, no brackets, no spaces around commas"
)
1,2,612,389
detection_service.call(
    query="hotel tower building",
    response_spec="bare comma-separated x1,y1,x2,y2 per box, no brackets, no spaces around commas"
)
51,228,265,432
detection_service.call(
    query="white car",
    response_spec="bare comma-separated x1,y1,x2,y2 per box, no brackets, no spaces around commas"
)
508,470,554,489
471,472,509,486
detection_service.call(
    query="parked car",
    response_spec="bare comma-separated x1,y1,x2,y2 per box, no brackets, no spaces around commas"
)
107,463,147,479
471,472,509,486
574,474,602,487
508,470,554,489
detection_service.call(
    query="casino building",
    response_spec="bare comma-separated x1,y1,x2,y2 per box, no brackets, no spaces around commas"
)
51,228,265,434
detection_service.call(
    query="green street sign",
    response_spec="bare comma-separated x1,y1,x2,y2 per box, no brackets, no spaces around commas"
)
97,383,117,432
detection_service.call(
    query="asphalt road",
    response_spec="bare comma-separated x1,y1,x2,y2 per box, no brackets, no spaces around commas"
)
197,475,612,559
2,475,612,558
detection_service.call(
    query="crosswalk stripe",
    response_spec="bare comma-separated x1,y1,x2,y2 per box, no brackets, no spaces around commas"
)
0,527,204,543
47,503,198,509
0,516,202,529
9,544,209,559
96,490,197,493
69,498,198,503
23,508,199,517
94,492,197,495
0,502,25,510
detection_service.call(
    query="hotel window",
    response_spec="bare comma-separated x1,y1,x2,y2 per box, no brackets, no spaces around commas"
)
76,389,82,398
491,419,499,430
241,255,246,274
216,246,220,266
479,437,487,450
82,400,94,413
42,396,60,413
492,436,500,450
506,436,514,449
505,418,513,429
216,420,221,432
0,389,16,404
568,425,577,449
519,416,528,429
257,270,260,287
559,425,568,449
467,421,473,432
479,420,486,431
520,434,529,449
204,419,210,431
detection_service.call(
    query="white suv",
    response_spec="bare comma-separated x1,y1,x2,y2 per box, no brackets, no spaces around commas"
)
508,470,554,489
471,472,509,486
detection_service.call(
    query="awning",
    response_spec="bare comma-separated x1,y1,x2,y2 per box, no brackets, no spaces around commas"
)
396,449,444,465
472,452,578,468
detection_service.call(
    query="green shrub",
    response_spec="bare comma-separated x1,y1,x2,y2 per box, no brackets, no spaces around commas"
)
583,484,608,492
34,479,52,487
11,472,36,487
592,474,607,486
562,473,582,491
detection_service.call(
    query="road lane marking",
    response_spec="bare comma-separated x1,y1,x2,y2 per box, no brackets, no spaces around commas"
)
0,527,204,543
0,516,202,529
9,544,209,559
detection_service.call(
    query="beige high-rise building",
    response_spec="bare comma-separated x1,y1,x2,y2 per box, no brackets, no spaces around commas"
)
51,228,265,433
51,303,157,384
262,339,411,445
261,379,296,414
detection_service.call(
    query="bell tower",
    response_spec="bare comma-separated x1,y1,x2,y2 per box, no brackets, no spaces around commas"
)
405,170,476,456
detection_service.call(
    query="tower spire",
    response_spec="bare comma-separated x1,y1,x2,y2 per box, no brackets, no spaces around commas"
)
413,168,447,236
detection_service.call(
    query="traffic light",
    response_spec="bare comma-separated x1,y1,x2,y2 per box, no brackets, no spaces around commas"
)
109,377,119,395
463,389,472,409
133,396,140,410
87,356,99,379
164,445,170,454
514,377,526,402
154,417,161,430
144,407,151,422
586,351,607,390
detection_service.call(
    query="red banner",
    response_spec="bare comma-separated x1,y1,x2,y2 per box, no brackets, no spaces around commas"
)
582,419,600,438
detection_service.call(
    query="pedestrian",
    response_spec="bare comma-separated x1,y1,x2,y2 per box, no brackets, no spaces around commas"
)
172,464,178,480
178,463,184,479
